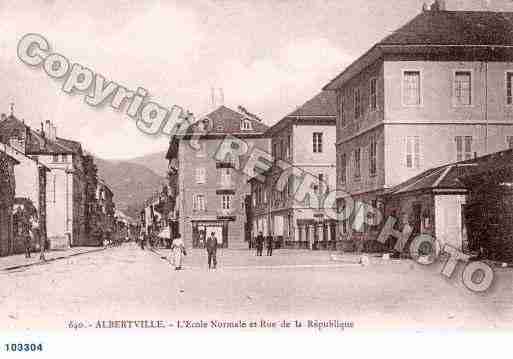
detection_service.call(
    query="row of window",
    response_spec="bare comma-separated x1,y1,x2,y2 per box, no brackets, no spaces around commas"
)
192,194,233,211
273,135,292,159
200,118,253,132
253,173,328,207
277,132,323,155
339,78,379,127
339,71,513,127
52,154,68,163
195,167,232,185
338,135,513,184
338,136,378,183
402,70,475,107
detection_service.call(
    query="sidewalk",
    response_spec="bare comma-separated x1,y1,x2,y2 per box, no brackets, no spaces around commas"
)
0,246,105,271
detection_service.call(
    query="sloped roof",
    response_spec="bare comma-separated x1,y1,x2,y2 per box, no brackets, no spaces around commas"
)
381,11,513,46
0,115,74,154
266,91,336,135
56,137,83,154
286,91,337,118
384,149,513,196
188,105,269,135
324,10,513,90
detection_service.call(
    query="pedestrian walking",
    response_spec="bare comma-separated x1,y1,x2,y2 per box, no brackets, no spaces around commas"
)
140,230,147,250
24,231,31,258
266,235,274,256
170,234,186,270
206,231,218,270
255,231,264,256
30,217,45,261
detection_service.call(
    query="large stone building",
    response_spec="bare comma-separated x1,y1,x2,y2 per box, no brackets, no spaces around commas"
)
166,105,269,249
322,3,513,248
0,115,87,248
250,91,337,249
0,141,49,254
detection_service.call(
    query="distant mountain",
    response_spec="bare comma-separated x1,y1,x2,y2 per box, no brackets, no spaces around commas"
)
126,151,168,178
94,156,166,219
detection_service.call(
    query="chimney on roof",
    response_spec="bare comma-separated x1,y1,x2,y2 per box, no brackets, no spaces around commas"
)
1,113,6,122
210,87,216,110
44,120,57,141
218,88,224,106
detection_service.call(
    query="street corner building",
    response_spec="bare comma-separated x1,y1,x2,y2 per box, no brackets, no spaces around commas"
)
166,105,270,249
0,113,94,251
322,1,513,253
249,91,338,250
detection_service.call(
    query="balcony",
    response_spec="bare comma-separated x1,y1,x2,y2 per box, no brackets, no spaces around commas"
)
217,208,236,221
218,179,233,190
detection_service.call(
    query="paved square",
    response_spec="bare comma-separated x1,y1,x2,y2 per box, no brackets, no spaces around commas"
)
1,243,511,330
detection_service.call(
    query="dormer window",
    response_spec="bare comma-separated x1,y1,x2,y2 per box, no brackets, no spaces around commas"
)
241,119,252,131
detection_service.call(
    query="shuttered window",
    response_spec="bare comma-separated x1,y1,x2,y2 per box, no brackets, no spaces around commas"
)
403,71,421,106
406,136,420,169
354,148,361,179
369,136,377,176
455,136,473,161
454,71,472,106
507,72,513,105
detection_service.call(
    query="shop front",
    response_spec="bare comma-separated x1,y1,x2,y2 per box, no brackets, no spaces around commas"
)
192,220,229,249
295,217,337,250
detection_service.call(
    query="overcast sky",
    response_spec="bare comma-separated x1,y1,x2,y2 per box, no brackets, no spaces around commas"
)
1,0,512,159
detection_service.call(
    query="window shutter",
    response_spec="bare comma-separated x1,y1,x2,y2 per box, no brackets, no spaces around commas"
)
414,136,420,169
455,136,463,161
406,137,412,168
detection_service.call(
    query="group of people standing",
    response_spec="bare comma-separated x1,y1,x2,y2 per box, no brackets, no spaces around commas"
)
139,230,277,271
138,230,159,250
254,231,274,256
140,230,219,271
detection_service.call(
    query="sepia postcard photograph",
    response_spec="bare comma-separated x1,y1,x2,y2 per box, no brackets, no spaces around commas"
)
1,0,513,356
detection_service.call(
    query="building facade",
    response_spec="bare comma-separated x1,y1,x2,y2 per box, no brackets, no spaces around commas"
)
250,92,337,249
167,106,269,249
0,142,49,254
85,179,116,245
0,115,88,248
323,4,513,247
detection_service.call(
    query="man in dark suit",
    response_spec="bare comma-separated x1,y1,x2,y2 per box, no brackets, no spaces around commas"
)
206,232,218,269
255,231,264,256
266,235,274,256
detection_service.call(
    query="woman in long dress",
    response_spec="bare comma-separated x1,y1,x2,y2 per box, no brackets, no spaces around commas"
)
171,235,186,270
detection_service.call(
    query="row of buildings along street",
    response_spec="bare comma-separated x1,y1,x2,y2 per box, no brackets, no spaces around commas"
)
0,110,136,258
143,1,513,263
